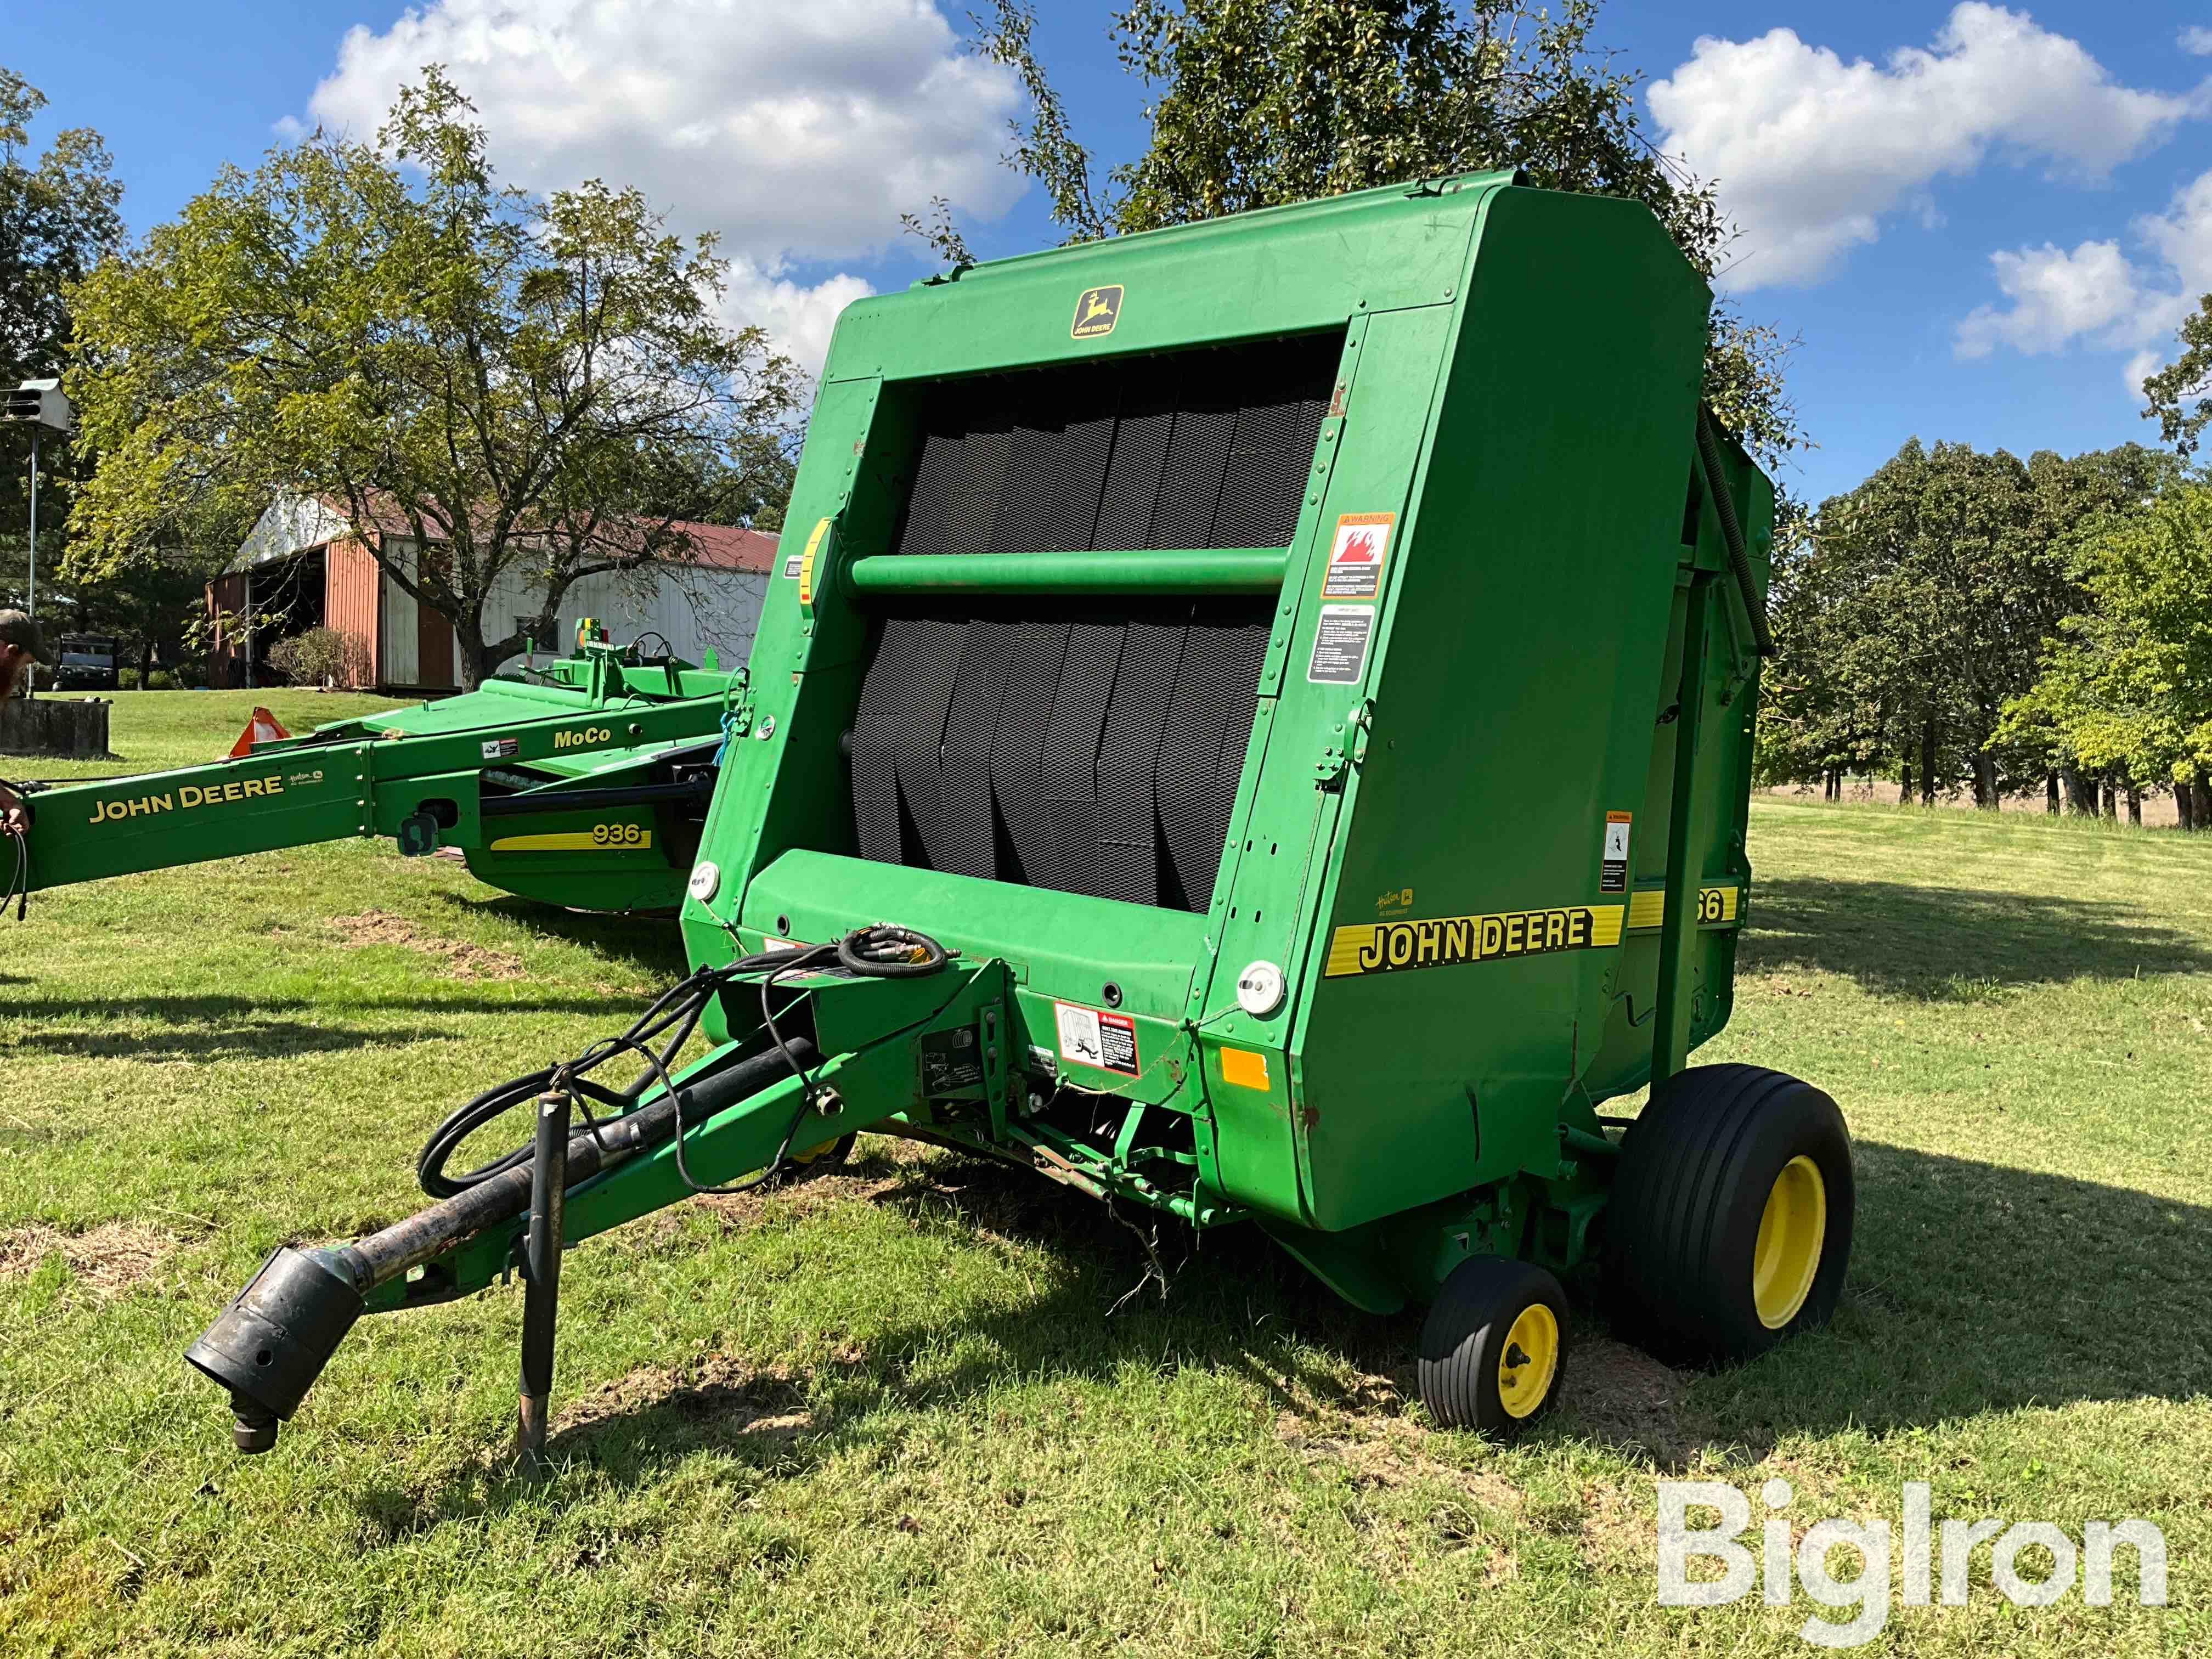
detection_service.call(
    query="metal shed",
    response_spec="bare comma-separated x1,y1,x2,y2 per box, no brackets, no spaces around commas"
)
207,495,775,691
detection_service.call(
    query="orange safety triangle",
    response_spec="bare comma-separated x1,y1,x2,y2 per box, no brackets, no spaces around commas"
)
227,707,293,759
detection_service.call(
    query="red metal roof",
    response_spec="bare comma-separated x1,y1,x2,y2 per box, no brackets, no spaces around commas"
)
667,521,779,573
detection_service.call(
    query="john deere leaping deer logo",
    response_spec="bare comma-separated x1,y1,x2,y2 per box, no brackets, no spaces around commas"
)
1071,284,1124,339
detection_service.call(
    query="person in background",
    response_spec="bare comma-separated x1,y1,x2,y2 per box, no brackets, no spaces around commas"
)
0,610,52,834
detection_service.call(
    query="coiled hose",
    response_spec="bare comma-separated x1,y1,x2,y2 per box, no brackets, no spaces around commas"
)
416,924,949,1200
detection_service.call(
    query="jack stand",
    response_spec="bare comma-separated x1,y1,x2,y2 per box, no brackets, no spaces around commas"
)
515,1087,569,1464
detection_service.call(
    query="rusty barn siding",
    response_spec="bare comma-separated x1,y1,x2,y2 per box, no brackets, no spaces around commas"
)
324,537,383,689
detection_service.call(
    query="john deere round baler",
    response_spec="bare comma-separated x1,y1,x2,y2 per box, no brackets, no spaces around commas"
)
187,171,1849,1452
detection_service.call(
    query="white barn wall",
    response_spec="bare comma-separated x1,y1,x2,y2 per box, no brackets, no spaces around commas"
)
464,562,769,681
380,537,421,687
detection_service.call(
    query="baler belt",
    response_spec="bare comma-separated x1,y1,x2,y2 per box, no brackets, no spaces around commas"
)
891,334,1336,558
851,601,1269,913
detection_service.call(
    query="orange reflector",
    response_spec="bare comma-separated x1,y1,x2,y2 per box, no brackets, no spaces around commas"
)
227,707,292,758
1220,1047,1270,1091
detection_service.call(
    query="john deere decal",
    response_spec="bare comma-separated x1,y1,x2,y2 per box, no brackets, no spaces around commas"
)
1325,904,1626,978
1071,284,1123,340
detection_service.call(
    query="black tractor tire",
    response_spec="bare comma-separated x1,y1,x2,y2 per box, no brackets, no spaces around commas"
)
1607,1063,1853,1366
1417,1255,1570,1436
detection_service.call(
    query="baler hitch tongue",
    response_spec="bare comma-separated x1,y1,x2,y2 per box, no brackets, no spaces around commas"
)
185,924,954,1453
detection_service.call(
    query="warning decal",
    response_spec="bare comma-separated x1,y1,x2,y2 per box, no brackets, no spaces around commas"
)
1325,904,1627,979
1321,512,1395,599
1600,811,1632,893
1306,605,1375,684
1055,1000,1140,1076
481,736,520,761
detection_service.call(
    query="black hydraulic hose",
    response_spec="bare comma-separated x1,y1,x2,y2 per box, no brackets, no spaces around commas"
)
343,1039,820,1294
1695,407,1776,659
415,925,952,1200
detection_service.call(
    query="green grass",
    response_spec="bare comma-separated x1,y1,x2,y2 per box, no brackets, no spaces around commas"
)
2,698,2208,1655
22,687,418,785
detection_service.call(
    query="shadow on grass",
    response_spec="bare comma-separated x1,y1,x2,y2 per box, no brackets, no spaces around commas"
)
0,991,640,1060
437,894,690,980
1743,875,2212,998
347,1134,2212,1531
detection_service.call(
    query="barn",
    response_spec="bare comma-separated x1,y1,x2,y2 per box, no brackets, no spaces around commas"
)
205,493,776,692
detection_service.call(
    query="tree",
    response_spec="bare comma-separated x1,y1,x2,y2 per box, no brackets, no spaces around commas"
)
66,71,802,689
944,0,1804,469
2142,295,2212,458
1762,441,2176,808
2001,486,2212,831
0,66,124,605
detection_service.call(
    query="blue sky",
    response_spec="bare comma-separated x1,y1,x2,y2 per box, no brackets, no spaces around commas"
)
8,2,2209,504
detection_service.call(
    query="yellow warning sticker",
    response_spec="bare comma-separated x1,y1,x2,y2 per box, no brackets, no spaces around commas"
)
1626,885,1741,930
1325,904,1625,979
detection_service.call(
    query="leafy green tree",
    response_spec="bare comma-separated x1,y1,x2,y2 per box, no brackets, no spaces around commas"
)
0,66,123,608
949,0,1802,467
2143,295,2212,458
2001,486,2212,830
66,72,801,689
1763,441,2175,808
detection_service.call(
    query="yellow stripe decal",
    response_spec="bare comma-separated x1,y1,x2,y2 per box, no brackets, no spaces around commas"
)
1325,904,1624,979
486,830,653,853
1627,885,1741,931
798,516,831,607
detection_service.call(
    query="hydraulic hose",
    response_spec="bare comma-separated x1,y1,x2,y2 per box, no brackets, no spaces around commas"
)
1695,407,1776,659
417,923,950,1199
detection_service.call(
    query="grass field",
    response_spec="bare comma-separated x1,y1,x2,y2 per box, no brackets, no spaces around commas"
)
2,693,2208,1655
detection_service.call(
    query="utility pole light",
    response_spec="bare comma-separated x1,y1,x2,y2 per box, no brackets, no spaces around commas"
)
3,377,74,635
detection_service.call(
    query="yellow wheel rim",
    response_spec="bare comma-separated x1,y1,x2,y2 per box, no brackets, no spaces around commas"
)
1752,1155,1828,1329
1496,1302,1560,1419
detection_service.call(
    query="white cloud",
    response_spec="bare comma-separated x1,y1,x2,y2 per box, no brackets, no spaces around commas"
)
1954,239,2141,357
1954,169,2212,383
299,1,1026,370
1650,3,2205,289
2183,26,2212,56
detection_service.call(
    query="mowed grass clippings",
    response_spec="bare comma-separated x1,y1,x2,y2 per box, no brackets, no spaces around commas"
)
0,696,2205,1656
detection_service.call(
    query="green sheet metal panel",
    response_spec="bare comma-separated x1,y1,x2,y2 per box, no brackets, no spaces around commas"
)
1288,188,1714,1231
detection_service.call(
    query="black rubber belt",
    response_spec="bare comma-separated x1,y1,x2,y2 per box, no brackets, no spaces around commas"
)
850,600,1270,914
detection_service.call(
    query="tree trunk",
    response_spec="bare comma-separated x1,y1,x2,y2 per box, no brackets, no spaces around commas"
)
1899,746,1914,805
2126,781,2142,826
1972,751,1999,810
2101,777,2118,820
2194,780,2212,832
1918,719,1937,808
2045,772,2059,814
2061,765,2096,816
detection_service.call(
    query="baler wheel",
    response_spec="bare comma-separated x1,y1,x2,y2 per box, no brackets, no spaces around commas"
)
783,1132,857,1184
1417,1256,1569,1436
1606,1064,1853,1365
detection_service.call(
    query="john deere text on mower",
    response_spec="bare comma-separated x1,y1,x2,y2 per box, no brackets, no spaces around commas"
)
8,624,744,916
